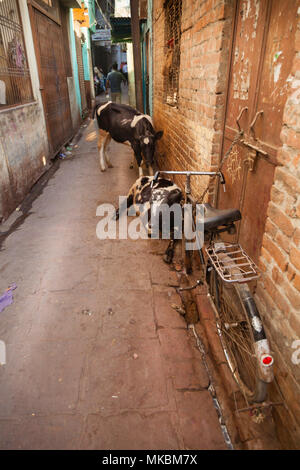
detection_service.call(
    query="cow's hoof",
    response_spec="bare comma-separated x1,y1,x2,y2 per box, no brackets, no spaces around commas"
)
108,163,114,168
100,167,106,172
129,163,134,169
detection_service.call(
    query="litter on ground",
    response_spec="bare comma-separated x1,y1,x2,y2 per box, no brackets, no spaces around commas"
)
0,283,17,313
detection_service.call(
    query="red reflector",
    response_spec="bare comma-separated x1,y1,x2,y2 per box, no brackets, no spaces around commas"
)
262,355,273,365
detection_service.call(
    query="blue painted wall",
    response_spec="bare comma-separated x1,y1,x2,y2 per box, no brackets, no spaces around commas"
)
81,0,97,82
69,9,82,114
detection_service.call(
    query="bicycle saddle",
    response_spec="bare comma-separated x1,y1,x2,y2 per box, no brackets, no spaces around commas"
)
201,203,241,232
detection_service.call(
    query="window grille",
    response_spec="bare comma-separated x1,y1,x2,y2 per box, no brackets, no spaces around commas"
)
164,0,182,106
0,0,33,108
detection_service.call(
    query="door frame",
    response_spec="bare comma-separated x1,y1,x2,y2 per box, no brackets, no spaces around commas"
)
27,1,73,156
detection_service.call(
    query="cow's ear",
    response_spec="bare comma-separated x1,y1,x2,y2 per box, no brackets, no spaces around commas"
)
155,130,163,140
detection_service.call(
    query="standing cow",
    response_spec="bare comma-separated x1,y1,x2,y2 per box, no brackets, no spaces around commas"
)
93,101,163,176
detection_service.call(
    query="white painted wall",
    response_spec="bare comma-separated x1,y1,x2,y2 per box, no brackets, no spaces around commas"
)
127,43,136,108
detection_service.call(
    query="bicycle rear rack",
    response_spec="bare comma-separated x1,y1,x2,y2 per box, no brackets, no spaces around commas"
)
206,242,260,283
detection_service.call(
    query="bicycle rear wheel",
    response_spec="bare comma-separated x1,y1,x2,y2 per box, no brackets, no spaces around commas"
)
208,268,273,403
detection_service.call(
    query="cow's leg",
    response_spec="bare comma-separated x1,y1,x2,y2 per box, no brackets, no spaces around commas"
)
135,154,143,177
163,239,177,264
148,165,154,176
98,130,108,172
114,191,134,221
104,134,113,168
131,142,143,177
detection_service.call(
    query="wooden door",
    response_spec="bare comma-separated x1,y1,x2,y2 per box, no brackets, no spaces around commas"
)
218,0,298,263
32,8,73,155
145,30,150,115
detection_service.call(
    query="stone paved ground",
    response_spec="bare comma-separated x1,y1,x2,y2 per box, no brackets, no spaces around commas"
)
0,118,228,450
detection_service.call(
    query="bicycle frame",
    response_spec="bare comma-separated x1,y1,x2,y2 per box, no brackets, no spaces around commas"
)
152,170,225,201
153,170,274,388
152,170,225,271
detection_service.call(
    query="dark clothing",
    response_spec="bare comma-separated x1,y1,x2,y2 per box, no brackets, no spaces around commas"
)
106,70,125,93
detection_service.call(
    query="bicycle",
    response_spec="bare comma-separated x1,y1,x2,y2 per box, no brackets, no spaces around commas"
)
152,169,274,403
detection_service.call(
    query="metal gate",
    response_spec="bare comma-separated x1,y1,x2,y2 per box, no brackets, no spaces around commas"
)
218,0,298,263
31,7,73,155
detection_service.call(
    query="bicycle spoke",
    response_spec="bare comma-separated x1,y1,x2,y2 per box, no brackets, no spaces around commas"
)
211,274,258,394
218,323,254,357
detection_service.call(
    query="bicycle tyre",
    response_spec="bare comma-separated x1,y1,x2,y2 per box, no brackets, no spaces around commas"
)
208,268,273,403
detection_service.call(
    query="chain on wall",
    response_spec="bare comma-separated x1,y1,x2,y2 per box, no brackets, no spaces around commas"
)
163,0,182,106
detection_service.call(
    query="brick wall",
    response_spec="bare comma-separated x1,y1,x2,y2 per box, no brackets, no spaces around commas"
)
152,0,233,196
255,15,300,449
152,0,300,448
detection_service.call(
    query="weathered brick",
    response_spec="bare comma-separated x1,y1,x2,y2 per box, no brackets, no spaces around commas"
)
292,153,300,169
270,186,285,206
293,228,300,247
260,246,273,265
290,310,300,336
275,167,300,195
275,230,291,254
194,4,226,32
280,127,300,149
290,245,300,271
283,280,300,311
265,218,278,238
262,276,290,315
277,147,292,165
272,266,284,285
267,203,295,237
262,234,288,272
292,271,300,292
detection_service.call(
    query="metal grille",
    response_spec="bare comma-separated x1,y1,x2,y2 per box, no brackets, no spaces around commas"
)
206,242,260,283
164,0,182,106
0,0,33,108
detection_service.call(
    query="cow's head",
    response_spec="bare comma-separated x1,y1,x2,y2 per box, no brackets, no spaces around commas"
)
139,130,163,167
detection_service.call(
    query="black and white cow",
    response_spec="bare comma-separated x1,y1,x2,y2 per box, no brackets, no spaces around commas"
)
115,175,183,263
93,101,163,176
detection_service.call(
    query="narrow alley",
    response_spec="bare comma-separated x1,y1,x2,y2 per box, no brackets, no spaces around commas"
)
0,0,299,452
0,119,228,450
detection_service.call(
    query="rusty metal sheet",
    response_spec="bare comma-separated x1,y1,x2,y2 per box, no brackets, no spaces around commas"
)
218,0,297,263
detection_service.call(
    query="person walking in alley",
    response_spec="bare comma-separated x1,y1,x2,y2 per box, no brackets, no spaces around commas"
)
106,63,126,104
